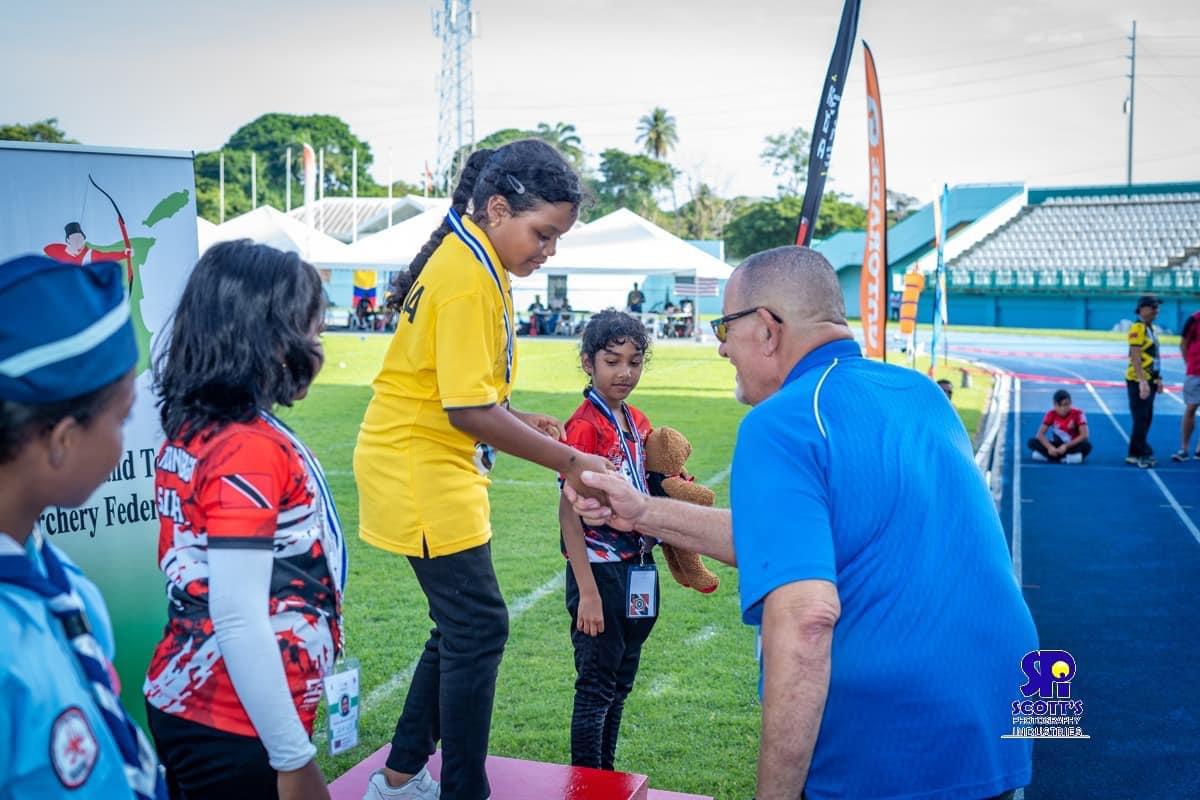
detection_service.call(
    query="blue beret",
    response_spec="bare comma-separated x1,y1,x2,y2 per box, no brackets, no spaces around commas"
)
0,254,138,404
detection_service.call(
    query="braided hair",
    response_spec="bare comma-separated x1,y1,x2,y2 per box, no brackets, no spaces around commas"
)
408,139,583,280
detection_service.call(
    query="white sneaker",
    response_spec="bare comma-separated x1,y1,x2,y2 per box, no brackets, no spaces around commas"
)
1064,453,1083,464
1031,451,1048,462
363,767,441,800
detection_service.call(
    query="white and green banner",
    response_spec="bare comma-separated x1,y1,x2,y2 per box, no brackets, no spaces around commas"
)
0,141,197,723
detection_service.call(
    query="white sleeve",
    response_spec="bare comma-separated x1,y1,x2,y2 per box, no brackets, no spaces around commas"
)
208,547,317,772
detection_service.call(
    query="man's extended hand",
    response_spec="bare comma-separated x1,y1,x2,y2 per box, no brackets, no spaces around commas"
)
562,470,648,531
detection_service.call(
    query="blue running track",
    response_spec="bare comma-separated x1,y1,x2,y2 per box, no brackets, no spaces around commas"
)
946,332,1200,799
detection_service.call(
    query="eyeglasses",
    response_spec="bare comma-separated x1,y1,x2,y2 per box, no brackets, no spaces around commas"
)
710,307,783,343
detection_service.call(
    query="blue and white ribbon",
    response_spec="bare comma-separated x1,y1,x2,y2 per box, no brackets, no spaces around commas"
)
446,208,514,385
261,411,347,650
584,388,649,495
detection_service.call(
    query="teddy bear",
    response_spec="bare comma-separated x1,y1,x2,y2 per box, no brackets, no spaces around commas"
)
644,426,720,594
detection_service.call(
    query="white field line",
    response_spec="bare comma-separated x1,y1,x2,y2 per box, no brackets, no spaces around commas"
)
1071,371,1200,547
684,623,719,647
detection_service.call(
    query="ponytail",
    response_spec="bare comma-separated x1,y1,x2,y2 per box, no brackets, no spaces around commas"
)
409,149,494,280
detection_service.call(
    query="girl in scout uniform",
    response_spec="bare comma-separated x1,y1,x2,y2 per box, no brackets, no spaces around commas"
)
355,140,613,800
0,255,166,800
144,241,345,800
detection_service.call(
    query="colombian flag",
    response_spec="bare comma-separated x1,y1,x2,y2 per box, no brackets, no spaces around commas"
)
353,270,377,310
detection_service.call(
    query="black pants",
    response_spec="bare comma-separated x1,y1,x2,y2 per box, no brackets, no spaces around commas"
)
386,542,509,800
146,704,276,800
566,559,658,770
1028,437,1093,462
1127,379,1157,458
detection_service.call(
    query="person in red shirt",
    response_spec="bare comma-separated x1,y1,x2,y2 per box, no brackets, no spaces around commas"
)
1172,310,1200,461
559,310,658,771
43,222,127,267
1029,389,1092,463
143,240,343,800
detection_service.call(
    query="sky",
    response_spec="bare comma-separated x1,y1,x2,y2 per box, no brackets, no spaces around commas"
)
3,0,1199,206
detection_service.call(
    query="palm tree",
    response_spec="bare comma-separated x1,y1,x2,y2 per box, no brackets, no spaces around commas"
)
534,121,584,167
636,107,678,161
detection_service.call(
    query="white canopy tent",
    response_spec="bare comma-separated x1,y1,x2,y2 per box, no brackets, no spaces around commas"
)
511,208,732,312
338,204,449,267
201,206,350,266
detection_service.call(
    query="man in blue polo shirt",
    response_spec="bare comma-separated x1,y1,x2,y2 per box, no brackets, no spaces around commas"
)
565,246,1037,800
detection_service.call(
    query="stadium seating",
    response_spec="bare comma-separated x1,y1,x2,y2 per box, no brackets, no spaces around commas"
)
949,191,1200,291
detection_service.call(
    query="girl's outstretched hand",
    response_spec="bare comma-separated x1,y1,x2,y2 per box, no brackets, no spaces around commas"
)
562,451,616,503
519,411,565,440
563,470,646,532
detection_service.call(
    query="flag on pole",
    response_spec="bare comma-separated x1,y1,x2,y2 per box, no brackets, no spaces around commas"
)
353,270,377,310
859,40,887,359
673,276,721,297
302,144,316,229
794,0,863,246
929,184,950,374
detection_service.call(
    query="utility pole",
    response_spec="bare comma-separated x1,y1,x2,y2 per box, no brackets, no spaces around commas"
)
433,0,477,188
251,151,257,210
1125,20,1137,186
219,151,225,224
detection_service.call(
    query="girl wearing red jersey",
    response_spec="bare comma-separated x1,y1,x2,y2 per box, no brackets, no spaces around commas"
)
559,311,658,770
144,241,344,800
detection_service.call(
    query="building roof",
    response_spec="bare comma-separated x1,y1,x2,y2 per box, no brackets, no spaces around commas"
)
286,195,448,242
814,183,1025,271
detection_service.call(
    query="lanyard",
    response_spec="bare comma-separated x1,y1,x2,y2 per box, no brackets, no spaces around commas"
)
584,389,653,559
584,388,648,494
260,411,347,653
446,209,513,385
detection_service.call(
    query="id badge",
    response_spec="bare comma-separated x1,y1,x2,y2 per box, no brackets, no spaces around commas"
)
626,564,658,619
323,658,360,756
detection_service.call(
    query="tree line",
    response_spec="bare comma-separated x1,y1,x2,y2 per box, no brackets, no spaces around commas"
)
3,115,919,259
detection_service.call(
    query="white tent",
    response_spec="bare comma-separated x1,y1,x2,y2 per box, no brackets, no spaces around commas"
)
338,205,449,267
202,206,350,266
543,208,731,279
511,208,732,312
196,217,219,253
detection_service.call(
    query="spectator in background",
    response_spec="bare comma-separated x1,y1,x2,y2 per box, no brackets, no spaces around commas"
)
1126,295,1162,468
888,291,902,322
1029,389,1092,464
936,379,954,401
1172,310,1200,461
626,282,645,313
528,294,546,313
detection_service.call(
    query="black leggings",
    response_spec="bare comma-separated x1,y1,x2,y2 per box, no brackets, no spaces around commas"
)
385,542,509,800
1127,380,1158,458
1028,437,1093,462
566,559,658,770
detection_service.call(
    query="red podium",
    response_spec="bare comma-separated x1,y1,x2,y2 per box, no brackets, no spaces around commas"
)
328,746,711,800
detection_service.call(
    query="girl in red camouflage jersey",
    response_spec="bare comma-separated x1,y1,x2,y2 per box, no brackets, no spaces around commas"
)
143,240,345,800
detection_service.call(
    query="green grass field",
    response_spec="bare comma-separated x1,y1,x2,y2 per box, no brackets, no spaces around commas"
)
282,333,991,798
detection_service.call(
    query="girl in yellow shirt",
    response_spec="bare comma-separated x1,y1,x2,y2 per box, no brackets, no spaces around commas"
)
355,140,612,800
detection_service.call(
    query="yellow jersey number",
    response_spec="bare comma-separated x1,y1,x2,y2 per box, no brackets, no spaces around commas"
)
402,283,425,324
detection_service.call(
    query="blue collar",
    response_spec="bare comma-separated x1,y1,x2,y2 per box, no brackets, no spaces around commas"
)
783,338,862,387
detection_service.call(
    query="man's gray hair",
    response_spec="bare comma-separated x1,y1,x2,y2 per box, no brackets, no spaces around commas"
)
736,246,847,325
